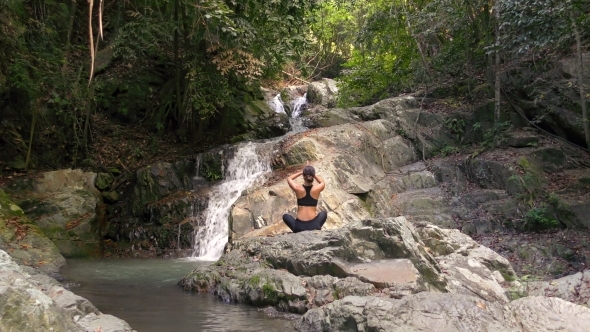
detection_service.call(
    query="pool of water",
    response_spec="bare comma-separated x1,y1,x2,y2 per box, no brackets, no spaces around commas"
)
60,259,295,332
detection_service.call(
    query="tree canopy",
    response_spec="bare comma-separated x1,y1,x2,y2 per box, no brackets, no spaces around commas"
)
0,0,589,170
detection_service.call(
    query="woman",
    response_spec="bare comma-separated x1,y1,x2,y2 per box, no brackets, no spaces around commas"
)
282,163,327,233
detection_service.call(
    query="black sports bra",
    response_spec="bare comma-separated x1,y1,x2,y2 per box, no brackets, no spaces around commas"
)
297,185,318,207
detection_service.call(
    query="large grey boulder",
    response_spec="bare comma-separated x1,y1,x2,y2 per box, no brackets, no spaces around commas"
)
181,217,450,313
4,169,104,257
0,188,66,274
0,249,136,332
296,293,590,332
230,119,425,240
307,79,339,108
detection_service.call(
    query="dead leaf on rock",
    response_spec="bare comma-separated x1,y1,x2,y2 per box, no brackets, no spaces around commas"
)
476,301,487,310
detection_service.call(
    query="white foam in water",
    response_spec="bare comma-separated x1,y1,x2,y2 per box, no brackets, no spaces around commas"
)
191,143,271,260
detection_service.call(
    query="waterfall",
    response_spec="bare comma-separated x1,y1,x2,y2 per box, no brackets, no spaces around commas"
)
192,154,203,180
291,93,307,118
270,94,286,114
192,143,271,260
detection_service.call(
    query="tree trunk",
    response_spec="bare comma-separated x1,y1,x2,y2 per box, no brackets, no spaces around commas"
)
174,0,182,117
494,0,501,123
572,13,589,148
25,110,37,171
62,0,77,73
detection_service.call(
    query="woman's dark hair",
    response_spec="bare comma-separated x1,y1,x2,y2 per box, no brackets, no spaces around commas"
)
303,166,315,177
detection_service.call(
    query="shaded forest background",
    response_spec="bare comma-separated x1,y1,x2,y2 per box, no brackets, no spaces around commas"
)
0,0,589,172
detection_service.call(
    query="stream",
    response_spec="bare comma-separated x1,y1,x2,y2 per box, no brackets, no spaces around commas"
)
60,259,296,332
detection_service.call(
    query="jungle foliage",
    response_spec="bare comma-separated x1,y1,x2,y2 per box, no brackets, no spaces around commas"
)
304,0,590,107
1,0,589,170
0,0,316,168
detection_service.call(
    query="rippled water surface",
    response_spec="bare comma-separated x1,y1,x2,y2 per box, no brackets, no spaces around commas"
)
60,259,295,332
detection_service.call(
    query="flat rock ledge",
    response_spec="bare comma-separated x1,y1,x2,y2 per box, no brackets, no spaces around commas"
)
179,217,518,312
0,249,135,332
180,217,590,331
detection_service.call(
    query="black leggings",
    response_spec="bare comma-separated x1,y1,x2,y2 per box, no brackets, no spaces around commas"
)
282,211,328,233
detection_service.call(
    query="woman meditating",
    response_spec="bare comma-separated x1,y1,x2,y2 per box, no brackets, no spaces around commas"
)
282,163,327,233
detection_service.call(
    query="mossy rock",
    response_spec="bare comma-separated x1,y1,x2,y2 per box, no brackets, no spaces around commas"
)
95,172,115,191
0,189,26,218
102,191,120,204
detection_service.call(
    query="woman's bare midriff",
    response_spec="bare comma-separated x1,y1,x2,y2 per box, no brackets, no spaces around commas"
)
297,206,318,222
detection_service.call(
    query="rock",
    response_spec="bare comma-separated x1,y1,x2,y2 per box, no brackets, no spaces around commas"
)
296,293,590,332
418,225,517,282
347,259,420,290
437,255,509,303
508,296,590,331
507,135,539,148
95,172,115,191
182,217,457,314
526,147,567,173
527,270,590,306
307,79,338,108
77,313,135,332
231,120,424,239
4,169,105,258
242,99,291,140
0,189,66,274
102,191,120,204
0,249,136,332
130,159,197,217
463,159,522,195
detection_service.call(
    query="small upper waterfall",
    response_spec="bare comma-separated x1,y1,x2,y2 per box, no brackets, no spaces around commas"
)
269,94,286,114
192,143,271,260
291,93,307,118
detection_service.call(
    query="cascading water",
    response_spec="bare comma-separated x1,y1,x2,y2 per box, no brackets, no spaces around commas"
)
190,90,307,260
291,93,307,118
269,94,286,114
289,93,308,133
192,143,271,260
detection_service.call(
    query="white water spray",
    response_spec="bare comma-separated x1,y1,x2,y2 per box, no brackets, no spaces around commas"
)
192,143,271,260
